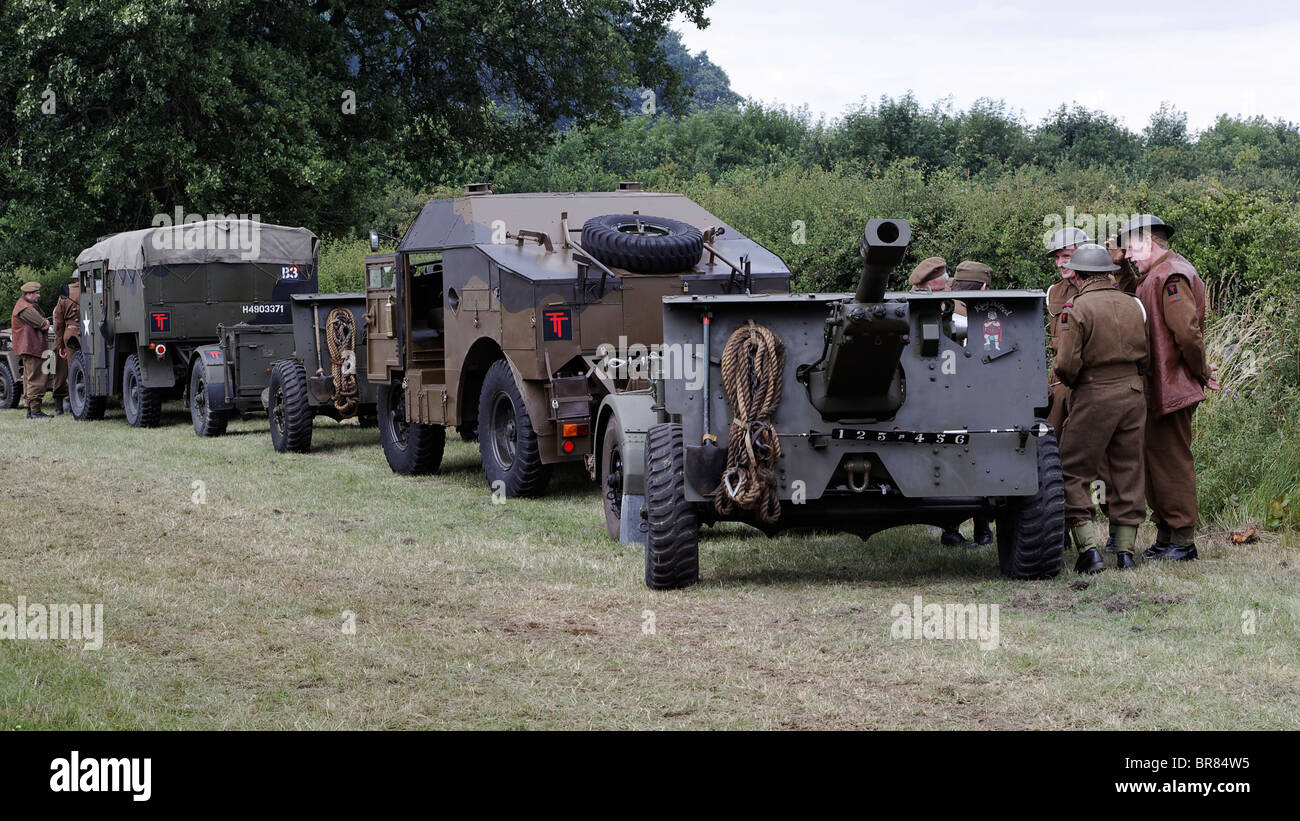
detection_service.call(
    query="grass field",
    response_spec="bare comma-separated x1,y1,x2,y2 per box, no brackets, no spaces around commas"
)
1,402,1298,730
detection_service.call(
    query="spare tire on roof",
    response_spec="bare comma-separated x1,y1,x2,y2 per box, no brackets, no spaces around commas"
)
580,213,704,274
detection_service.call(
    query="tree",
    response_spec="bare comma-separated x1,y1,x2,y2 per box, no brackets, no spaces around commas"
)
0,0,714,271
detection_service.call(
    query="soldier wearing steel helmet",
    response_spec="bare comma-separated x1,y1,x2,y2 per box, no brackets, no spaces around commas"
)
1053,244,1149,573
1114,214,1214,562
1044,227,1090,432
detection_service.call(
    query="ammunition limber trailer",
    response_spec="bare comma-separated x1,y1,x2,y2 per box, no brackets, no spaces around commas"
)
190,292,377,451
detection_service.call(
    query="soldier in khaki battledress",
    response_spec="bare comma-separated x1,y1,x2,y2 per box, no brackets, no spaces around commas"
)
1052,245,1149,573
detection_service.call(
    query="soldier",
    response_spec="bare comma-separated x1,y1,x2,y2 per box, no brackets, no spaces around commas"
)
1044,227,1090,433
1115,215,1214,562
941,261,995,548
908,257,948,292
1053,244,1149,573
9,281,52,419
51,278,80,415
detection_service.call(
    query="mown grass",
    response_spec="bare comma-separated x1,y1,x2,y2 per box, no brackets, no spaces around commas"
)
1,402,1298,729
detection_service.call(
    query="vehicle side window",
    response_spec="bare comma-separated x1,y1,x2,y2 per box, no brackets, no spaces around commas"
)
367,264,395,289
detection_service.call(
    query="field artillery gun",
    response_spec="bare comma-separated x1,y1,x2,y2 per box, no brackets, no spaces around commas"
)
597,218,1066,588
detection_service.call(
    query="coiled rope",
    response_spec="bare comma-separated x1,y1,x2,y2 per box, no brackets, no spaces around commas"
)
714,320,785,524
326,306,360,416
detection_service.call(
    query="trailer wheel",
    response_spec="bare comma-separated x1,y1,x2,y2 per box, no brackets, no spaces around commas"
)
600,415,625,540
269,359,314,453
0,360,17,409
189,363,229,437
123,354,164,428
995,422,1065,579
478,359,550,497
69,349,105,420
580,213,704,274
643,423,700,590
377,377,444,474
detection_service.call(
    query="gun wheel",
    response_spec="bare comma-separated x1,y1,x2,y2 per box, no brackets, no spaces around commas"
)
269,359,314,453
189,362,229,437
995,420,1065,579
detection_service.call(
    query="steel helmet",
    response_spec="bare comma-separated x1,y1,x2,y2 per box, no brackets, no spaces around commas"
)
1063,243,1119,272
1115,214,1173,247
1045,226,1091,255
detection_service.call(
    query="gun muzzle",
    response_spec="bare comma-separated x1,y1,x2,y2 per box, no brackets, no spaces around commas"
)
856,219,912,303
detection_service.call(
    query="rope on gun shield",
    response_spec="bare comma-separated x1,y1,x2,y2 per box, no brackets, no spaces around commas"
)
326,306,361,417
714,321,785,524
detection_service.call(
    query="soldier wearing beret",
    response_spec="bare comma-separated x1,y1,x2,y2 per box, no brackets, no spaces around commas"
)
1115,215,1214,562
1053,244,1149,572
9,281,52,419
909,257,949,291
942,261,994,548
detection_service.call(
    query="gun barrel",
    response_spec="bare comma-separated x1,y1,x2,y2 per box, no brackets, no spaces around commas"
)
855,219,912,303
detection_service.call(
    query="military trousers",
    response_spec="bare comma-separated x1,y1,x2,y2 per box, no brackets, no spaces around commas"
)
20,353,48,410
1145,405,1197,532
1060,375,1146,526
51,348,69,399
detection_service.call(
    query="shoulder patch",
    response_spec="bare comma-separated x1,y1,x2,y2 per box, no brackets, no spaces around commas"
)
1166,282,1179,296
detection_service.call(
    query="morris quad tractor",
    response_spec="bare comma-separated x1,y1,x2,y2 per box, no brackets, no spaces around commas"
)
364,183,792,498
598,218,1066,589
68,219,319,427
190,292,378,453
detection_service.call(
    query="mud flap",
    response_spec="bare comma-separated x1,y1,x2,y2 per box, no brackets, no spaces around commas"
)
619,493,646,547
194,345,235,412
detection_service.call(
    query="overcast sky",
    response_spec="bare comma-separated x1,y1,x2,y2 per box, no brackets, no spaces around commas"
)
676,0,1298,133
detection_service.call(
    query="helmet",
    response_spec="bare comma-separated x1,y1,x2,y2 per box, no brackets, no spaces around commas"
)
1115,214,1173,247
1045,226,1091,255
1063,243,1119,272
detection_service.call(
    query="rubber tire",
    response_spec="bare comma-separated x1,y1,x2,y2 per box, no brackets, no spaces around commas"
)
123,354,164,428
189,363,229,437
643,423,700,590
580,213,704,274
69,349,106,420
995,422,1066,579
0,360,17,409
477,359,550,497
600,415,625,540
268,359,314,453
377,377,445,474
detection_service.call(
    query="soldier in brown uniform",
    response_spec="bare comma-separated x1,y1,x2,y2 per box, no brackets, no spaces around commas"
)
1115,215,1214,562
944,261,995,547
9,281,52,419
1044,227,1090,432
1053,244,1149,573
50,279,80,415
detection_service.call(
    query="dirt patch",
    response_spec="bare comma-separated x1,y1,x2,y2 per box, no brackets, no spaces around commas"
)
1103,594,1136,612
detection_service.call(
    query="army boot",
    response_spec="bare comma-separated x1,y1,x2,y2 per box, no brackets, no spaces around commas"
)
973,517,994,546
1142,522,1171,559
1103,531,1116,553
1113,525,1139,570
1071,523,1105,574
27,403,51,419
1150,526,1198,562
940,528,975,548
54,399,66,416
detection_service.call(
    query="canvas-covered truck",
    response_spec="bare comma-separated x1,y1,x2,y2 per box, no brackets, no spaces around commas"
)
365,184,792,497
598,218,1066,589
188,291,377,451
67,220,319,426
